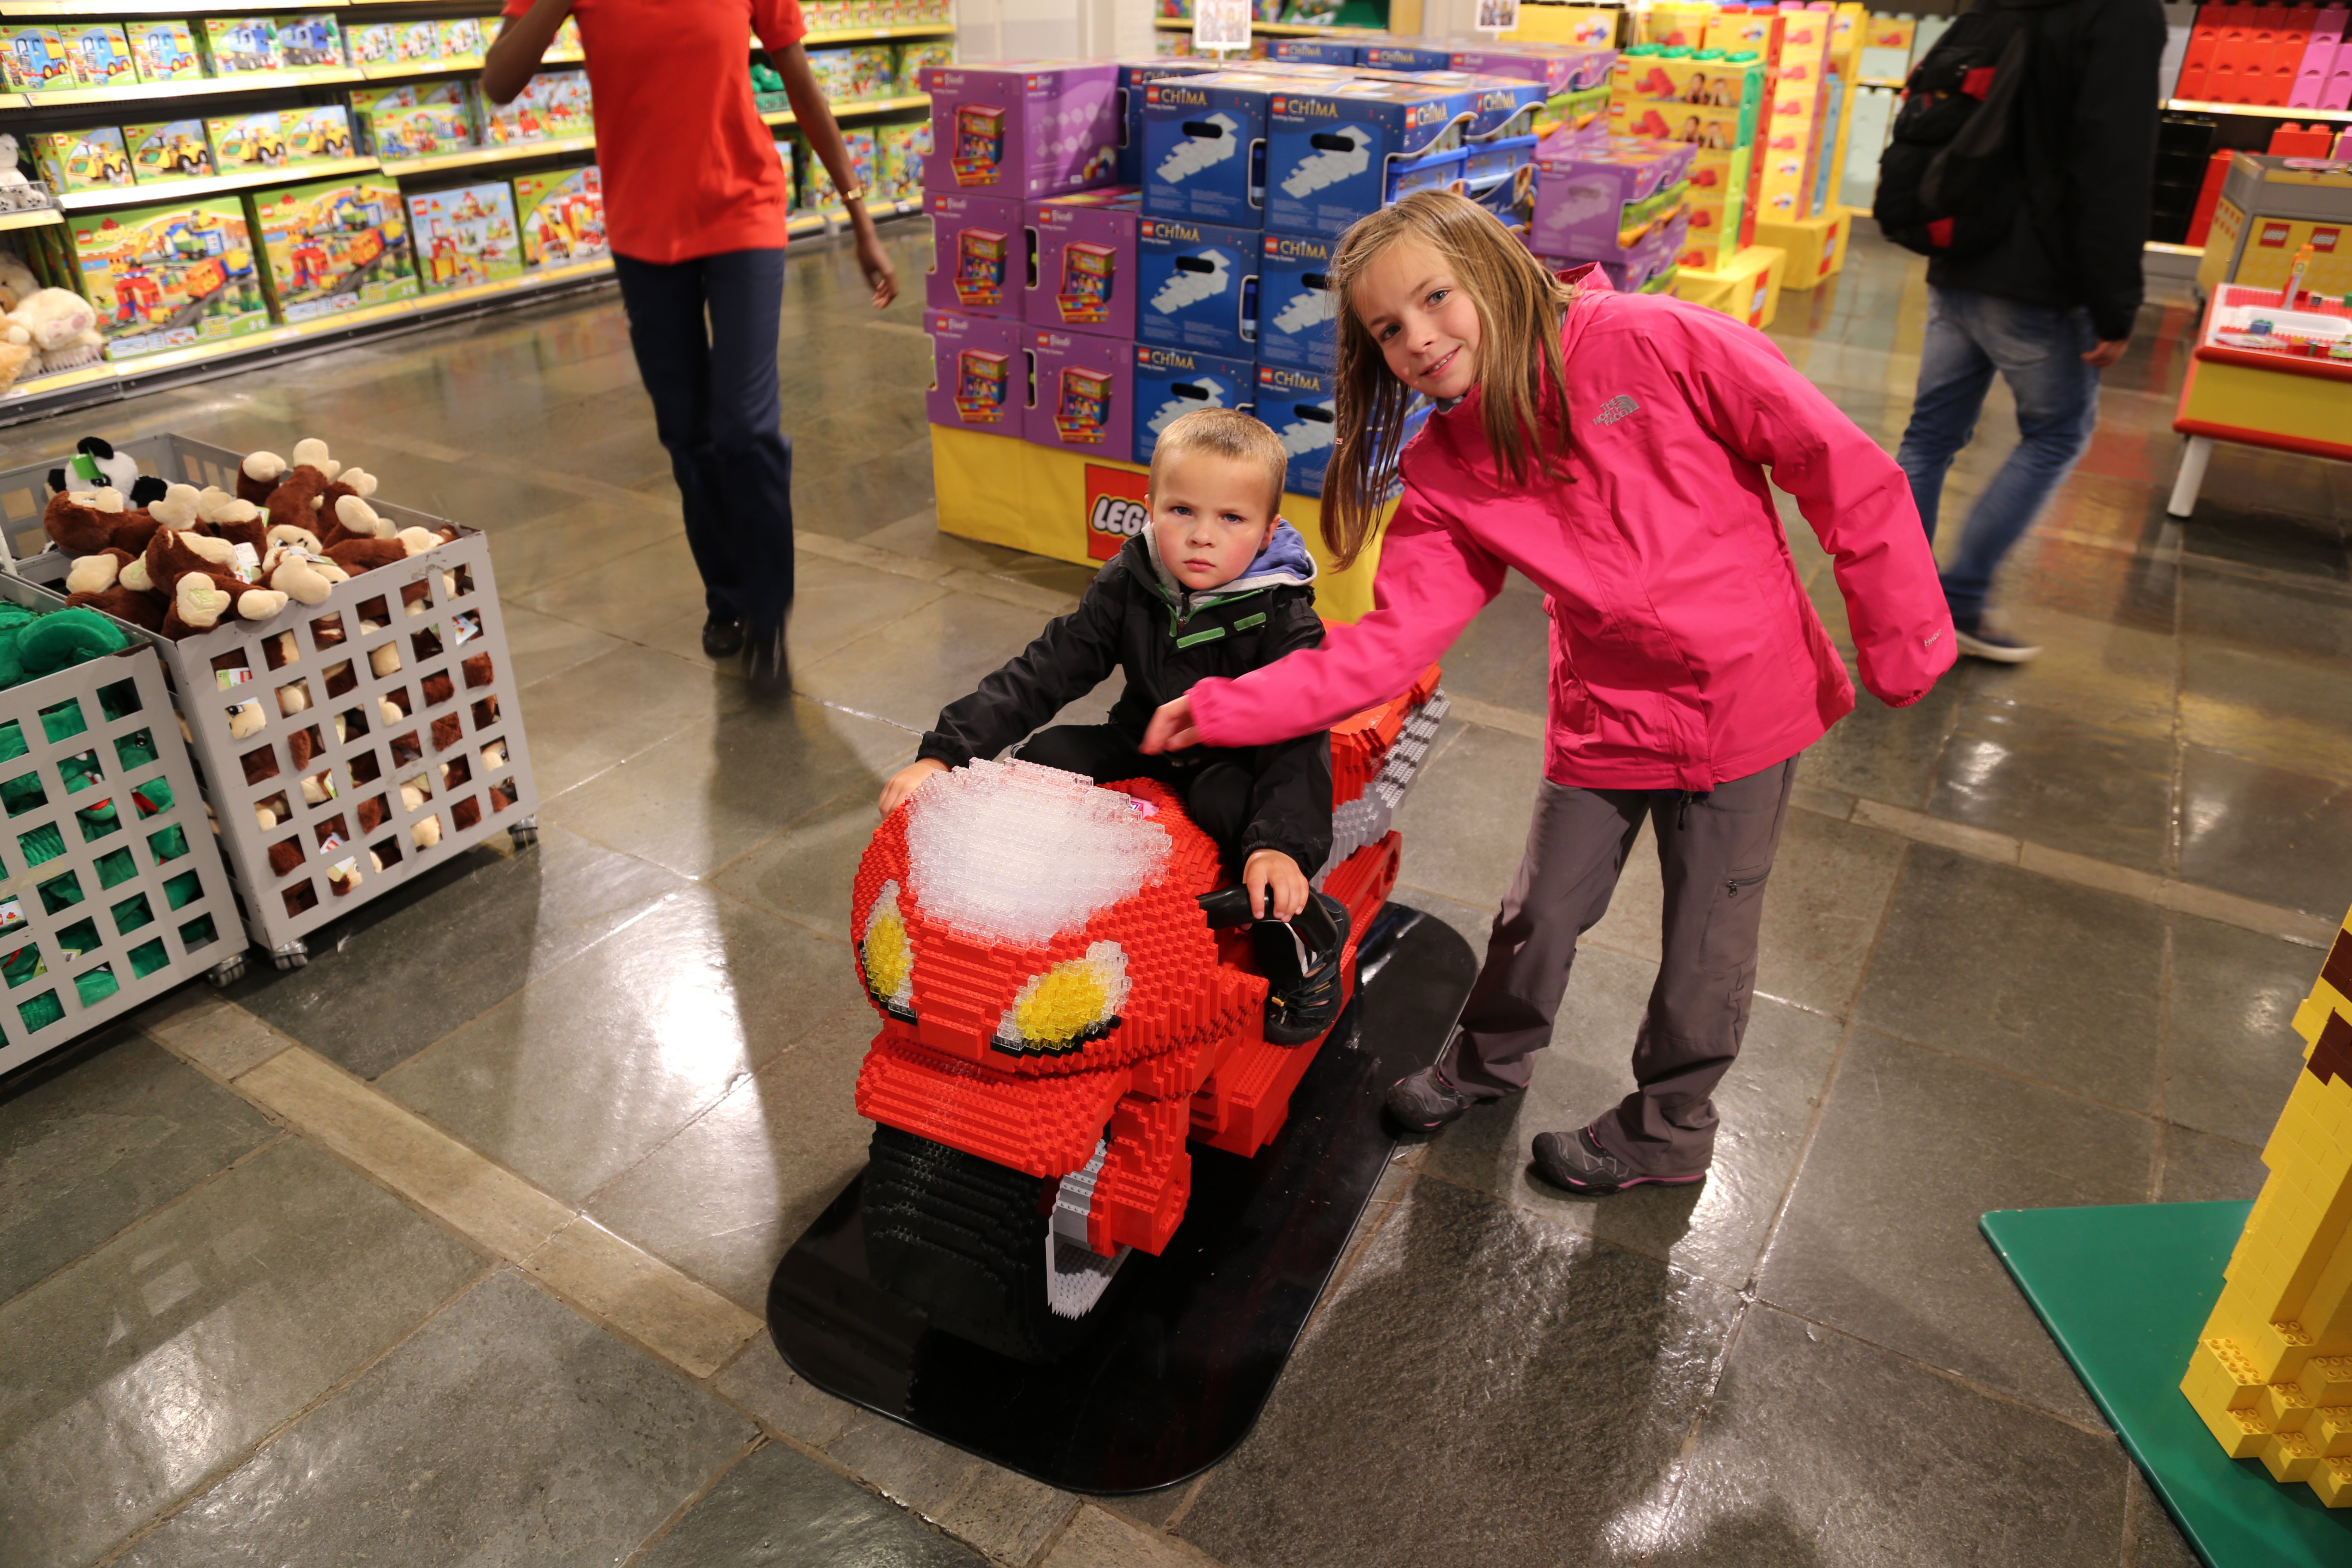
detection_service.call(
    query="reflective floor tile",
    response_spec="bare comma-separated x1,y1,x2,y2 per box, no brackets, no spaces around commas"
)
2177,746,2352,921
1648,1304,2128,1568
633,551,948,676
1757,1029,2153,1424
513,533,714,642
501,600,628,691
1391,720,1547,913
1793,680,1960,810
1856,849,2165,1109
0,1138,483,1568
115,1271,751,1568
2162,913,2316,1148
2181,639,2352,782
854,508,1024,573
0,1030,274,1302
480,495,682,600
825,1414,1075,1566
713,1342,861,1448
382,887,863,1202
514,640,762,799
634,1438,985,1568
2156,1126,2266,1204
1952,609,2178,744
1176,1178,1740,1568
714,784,890,941
1924,696,2177,873
792,592,1092,734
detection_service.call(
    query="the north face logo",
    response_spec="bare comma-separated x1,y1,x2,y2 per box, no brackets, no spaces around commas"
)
1592,395,1639,426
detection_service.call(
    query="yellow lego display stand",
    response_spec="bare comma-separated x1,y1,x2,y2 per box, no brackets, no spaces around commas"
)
2180,907,2352,1507
1672,243,1786,330
1755,209,1849,291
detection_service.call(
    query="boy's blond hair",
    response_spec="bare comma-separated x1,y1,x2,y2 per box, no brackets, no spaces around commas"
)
1146,407,1287,518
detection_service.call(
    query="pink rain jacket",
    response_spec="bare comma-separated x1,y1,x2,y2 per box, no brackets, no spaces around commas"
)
1189,274,1957,791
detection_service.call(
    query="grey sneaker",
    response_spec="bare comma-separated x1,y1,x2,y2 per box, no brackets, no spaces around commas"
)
1530,1125,1707,1195
1384,1065,1485,1131
1951,611,2042,664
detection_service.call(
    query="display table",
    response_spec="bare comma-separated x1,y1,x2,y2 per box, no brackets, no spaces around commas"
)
2167,284,2352,518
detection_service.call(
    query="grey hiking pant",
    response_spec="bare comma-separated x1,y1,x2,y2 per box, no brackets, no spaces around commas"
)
1437,755,1800,1176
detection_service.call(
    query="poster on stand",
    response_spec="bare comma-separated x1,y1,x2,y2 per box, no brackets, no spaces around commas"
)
1476,0,1522,35
1193,0,1250,57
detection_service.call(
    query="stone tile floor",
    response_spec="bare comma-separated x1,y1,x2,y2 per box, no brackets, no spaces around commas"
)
0,221,2345,1566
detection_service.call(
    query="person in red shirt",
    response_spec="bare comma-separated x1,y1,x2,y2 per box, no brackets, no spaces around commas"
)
486,0,898,695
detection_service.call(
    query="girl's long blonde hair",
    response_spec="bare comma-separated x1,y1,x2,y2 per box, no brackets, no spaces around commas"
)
1321,190,1578,570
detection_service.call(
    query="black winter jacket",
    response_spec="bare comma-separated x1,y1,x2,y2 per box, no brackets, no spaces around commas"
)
918,525,1333,876
1926,0,2165,342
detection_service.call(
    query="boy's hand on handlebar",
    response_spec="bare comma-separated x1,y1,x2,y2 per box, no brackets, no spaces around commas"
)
879,757,948,816
1244,849,1309,922
1140,695,1200,754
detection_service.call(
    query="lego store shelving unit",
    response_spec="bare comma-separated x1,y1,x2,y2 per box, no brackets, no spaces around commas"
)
0,0,950,425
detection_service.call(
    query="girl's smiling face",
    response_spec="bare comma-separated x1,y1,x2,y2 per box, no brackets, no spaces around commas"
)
1352,238,1482,403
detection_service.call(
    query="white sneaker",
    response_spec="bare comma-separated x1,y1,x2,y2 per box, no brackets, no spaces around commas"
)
1952,612,2043,664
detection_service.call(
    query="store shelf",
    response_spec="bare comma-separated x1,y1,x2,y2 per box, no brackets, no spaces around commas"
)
799,23,955,45
377,134,595,178
2166,98,2352,123
1,66,361,111
357,49,580,82
1149,17,1385,35
1858,76,1905,89
760,91,928,129
55,156,383,211
0,208,62,232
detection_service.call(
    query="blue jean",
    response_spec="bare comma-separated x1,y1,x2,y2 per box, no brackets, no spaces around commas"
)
1894,286,2101,625
612,248,796,629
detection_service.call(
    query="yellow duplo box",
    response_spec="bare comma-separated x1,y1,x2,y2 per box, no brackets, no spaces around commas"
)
1642,1,1718,48
1755,208,1848,290
1673,243,1785,330
1503,4,1619,46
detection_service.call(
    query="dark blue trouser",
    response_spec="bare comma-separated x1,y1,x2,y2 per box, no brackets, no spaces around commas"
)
612,248,795,629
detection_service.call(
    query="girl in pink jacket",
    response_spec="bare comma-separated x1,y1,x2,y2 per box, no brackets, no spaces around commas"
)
1145,191,1954,1194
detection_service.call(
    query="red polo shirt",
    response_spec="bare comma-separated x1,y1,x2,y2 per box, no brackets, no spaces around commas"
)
501,0,804,262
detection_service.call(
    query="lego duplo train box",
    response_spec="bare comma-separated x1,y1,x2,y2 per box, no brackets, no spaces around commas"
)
1142,70,1284,228
1133,343,1256,464
513,166,608,265
1115,58,1220,185
59,24,137,88
406,182,523,290
1136,213,1258,358
28,128,134,194
0,26,79,91
925,306,1026,431
1530,135,1695,260
71,198,272,359
1029,189,1140,338
126,20,203,82
124,121,215,182
200,17,282,74
1027,327,1135,463
1265,80,1471,239
253,175,419,321
274,14,344,67
1609,48,1767,149
1256,228,1335,371
921,62,1119,199
926,190,1023,317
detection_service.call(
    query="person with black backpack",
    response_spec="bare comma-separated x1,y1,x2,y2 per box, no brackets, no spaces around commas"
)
1874,0,2164,662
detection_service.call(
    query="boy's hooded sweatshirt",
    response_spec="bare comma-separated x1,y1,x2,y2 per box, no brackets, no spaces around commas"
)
919,520,1333,875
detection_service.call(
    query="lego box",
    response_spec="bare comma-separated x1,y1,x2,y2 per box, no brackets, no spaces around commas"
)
1133,343,1255,464
1141,70,1283,227
286,105,356,164
207,113,293,173
274,14,343,68
1029,192,1140,338
406,182,523,290
60,24,137,88
343,21,397,66
126,20,204,83
201,17,281,74
71,198,271,359
926,306,1026,430
1136,213,1258,358
513,165,608,265
1027,327,1134,463
807,128,878,214
1266,80,1475,237
1256,228,1336,371
124,122,215,182
1530,136,1695,260
1253,362,1338,495
1116,58,1220,186
428,16,482,65
369,103,475,162
1363,43,1455,71
28,129,134,194
877,120,931,203
1754,208,1847,291
927,191,1023,316
253,175,419,321
1672,241,1785,330
0,26,78,91
922,62,1119,199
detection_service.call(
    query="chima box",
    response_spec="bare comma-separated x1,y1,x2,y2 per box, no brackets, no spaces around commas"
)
1265,80,1470,240
1142,70,1286,228
925,190,1023,318
1529,136,1694,260
1254,363,1431,497
1115,58,1218,185
1133,343,1255,463
1268,37,1366,65
925,307,1025,431
920,63,1118,199
1362,43,1452,71
1136,213,1257,358
1029,190,1139,339
1027,327,1133,463
1256,229,1336,373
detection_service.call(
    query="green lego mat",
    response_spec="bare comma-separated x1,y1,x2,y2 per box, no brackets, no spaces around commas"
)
1981,1201,2352,1568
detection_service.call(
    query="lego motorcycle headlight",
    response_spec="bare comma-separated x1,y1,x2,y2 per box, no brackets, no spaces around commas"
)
993,940,1130,1055
860,880,916,1020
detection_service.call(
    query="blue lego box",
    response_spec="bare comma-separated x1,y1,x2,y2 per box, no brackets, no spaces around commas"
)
1268,37,1365,65
1256,362,1430,498
1256,229,1336,373
1141,70,1283,228
1361,43,1452,72
1462,135,1541,238
1265,80,1470,240
1133,343,1256,464
1137,213,1258,358
1115,58,1218,187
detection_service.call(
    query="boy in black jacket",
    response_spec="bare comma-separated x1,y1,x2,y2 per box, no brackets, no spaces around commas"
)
878,408,1346,1042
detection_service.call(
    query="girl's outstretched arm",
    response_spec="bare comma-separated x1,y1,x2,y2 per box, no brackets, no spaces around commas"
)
1154,487,1504,751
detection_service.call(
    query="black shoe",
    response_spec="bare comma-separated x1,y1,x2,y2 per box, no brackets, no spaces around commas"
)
1255,892,1350,1044
1530,1124,1707,1196
701,613,744,658
744,620,790,698
1384,1065,1486,1131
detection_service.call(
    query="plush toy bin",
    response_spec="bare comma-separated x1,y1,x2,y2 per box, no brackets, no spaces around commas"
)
0,435,541,972
0,573,240,1074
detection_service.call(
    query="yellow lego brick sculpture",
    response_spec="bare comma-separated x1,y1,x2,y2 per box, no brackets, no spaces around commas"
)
2181,906,2352,1506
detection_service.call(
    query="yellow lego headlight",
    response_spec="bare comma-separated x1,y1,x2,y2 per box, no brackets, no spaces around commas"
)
860,880,916,1020
993,941,1130,1055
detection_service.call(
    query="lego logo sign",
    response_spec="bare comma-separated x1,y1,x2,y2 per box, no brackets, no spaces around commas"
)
2316,227,2342,254
2260,221,2294,248
1086,465,1149,561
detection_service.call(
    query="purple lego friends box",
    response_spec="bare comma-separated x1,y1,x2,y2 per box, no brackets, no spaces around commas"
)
921,62,1120,200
